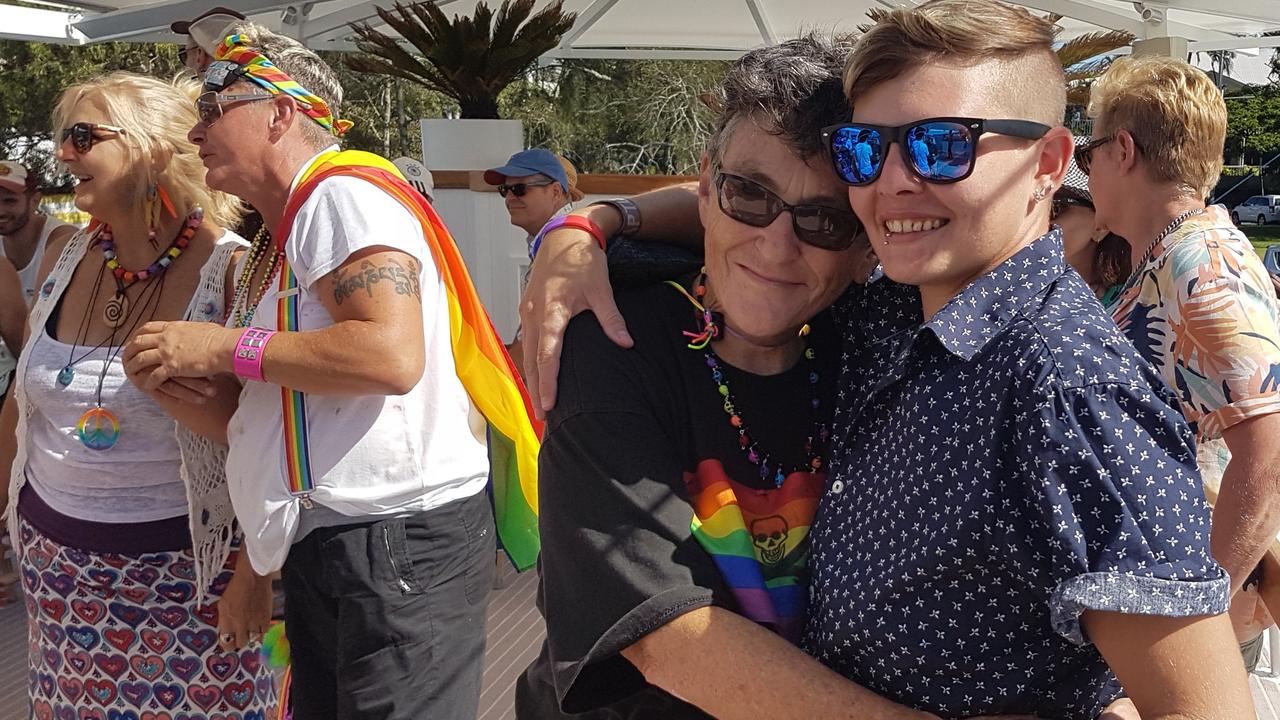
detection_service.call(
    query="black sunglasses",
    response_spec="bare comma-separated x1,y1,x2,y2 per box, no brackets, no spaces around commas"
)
1051,195,1094,220
1073,135,1145,176
498,179,556,198
59,122,127,155
822,117,1051,187
714,171,862,251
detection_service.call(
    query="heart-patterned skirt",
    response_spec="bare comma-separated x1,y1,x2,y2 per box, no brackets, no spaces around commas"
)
17,514,279,719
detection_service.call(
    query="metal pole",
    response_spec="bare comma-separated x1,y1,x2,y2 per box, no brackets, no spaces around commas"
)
1214,153,1280,204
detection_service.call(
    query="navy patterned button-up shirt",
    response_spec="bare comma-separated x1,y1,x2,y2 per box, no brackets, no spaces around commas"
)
804,229,1229,719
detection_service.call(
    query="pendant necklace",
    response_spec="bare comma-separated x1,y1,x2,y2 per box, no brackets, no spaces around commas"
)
57,255,113,387
74,272,167,451
98,209,202,329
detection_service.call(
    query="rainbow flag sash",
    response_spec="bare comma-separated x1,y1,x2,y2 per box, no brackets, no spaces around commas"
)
273,149,543,570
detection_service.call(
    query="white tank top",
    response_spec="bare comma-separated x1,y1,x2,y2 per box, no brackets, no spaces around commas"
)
1,215,69,305
22,323,189,523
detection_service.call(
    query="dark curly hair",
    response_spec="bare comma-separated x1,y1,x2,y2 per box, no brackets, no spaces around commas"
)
704,33,854,164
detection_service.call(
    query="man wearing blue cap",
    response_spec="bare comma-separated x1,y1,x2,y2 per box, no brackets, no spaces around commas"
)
486,148,582,250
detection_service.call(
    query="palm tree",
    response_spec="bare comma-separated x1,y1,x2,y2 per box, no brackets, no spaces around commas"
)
347,0,577,120
1055,28,1136,107
1198,50,1235,90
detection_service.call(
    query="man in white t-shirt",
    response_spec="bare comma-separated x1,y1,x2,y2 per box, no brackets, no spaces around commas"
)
122,23,496,720
0,162,74,401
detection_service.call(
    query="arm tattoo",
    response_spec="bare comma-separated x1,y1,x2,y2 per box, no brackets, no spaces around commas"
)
332,257,422,306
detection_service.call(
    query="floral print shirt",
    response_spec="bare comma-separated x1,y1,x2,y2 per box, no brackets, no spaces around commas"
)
1105,205,1280,486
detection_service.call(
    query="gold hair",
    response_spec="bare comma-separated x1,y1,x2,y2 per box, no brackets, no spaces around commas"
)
51,72,245,230
1088,56,1226,198
843,0,1065,125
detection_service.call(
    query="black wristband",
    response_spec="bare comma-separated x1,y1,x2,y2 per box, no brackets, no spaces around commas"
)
589,198,642,238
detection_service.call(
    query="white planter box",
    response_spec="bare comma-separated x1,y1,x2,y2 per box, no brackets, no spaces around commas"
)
418,118,527,342
420,118,524,171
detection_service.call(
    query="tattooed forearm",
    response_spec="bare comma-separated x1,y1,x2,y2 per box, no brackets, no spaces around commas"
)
333,258,422,306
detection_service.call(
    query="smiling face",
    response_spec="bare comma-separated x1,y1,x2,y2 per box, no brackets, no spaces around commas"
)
55,93,138,218
0,187,37,236
698,119,858,344
847,58,1071,316
501,173,564,235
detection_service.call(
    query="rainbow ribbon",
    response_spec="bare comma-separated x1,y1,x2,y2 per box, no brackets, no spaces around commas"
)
276,263,314,498
212,34,353,137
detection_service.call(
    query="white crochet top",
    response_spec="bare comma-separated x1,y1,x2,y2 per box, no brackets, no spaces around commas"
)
5,226,245,602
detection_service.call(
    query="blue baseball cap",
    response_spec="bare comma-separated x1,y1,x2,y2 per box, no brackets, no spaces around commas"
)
484,149,570,194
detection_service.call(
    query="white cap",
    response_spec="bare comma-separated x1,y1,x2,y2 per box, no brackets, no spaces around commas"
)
188,13,243,54
0,162,30,193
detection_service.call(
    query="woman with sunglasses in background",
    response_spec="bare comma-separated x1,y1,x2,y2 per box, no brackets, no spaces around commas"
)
0,72,276,718
1051,141,1131,304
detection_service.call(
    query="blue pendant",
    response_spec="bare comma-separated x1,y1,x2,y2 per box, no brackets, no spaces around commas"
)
56,366,74,387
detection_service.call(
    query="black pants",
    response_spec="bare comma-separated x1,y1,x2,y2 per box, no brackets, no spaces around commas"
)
282,491,496,719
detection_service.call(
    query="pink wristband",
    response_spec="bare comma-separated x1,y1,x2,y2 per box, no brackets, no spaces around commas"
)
233,327,276,382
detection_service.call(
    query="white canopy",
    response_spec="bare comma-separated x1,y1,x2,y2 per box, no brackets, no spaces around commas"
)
5,0,1280,58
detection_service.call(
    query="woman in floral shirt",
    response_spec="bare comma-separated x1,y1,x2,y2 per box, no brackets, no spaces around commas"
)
1084,55,1280,669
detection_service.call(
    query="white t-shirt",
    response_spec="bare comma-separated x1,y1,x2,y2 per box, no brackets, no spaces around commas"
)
225,157,489,574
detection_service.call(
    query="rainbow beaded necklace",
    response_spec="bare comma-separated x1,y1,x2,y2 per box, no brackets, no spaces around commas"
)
667,272,828,487
97,209,201,328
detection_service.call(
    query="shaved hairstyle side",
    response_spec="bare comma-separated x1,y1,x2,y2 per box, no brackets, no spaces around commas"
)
843,0,1066,126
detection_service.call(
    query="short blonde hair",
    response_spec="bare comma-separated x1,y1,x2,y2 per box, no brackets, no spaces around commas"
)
844,0,1065,126
1088,57,1226,198
52,72,244,230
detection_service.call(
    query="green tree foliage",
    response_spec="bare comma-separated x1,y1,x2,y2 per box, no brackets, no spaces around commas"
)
1225,84,1280,163
0,40,184,184
348,0,575,119
499,59,727,175
325,51,452,160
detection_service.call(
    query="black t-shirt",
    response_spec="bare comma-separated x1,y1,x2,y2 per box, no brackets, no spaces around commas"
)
516,280,838,719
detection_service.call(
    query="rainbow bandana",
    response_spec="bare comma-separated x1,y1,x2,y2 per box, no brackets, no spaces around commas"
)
208,34,353,137
272,149,544,571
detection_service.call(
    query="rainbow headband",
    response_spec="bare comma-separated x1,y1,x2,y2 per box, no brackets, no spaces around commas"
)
208,34,353,137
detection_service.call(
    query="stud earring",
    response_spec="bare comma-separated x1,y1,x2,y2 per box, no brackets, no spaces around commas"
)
1033,186,1049,202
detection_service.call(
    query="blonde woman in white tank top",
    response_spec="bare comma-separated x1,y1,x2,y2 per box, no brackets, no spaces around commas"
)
0,72,277,719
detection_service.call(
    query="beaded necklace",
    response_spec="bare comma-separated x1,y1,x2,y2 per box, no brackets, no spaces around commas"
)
98,209,202,328
667,271,828,487
229,225,281,328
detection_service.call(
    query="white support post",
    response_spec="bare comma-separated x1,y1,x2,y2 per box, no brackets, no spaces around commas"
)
0,4,83,44
279,2,312,41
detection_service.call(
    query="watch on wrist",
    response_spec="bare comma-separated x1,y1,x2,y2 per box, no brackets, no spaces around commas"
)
590,197,642,238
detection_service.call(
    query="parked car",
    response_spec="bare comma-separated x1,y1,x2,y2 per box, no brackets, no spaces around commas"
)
1231,195,1280,225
